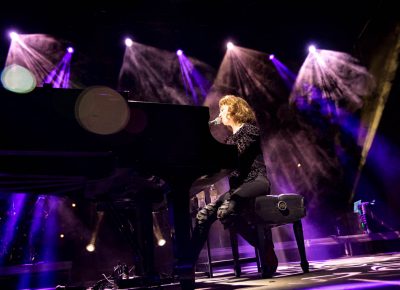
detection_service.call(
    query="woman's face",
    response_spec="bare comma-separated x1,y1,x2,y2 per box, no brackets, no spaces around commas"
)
219,104,232,126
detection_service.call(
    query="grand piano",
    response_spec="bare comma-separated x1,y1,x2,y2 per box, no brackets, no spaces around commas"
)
0,86,237,289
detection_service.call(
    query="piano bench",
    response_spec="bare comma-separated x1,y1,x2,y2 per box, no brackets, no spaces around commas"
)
228,193,309,278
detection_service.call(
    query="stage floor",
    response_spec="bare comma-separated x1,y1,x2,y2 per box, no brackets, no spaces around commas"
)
193,252,400,289
2,251,400,289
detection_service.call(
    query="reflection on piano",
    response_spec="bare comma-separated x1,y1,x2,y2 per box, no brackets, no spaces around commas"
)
0,86,238,289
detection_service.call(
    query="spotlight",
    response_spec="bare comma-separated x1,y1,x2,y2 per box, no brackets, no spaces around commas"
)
85,211,104,253
125,38,133,47
308,45,316,53
176,49,183,56
67,47,74,53
227,42,234,50
86,243,95,252
9,31,19,41
269,54,275,60
153,212,166,247
157,238,166,247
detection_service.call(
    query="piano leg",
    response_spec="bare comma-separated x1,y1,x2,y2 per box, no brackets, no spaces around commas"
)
166,181,196,290
132,200,157,277
105,201,156,279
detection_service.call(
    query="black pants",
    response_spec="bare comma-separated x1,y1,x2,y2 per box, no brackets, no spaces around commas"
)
189,174,270,266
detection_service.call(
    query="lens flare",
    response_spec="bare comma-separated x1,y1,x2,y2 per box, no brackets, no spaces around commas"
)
1,64,36,93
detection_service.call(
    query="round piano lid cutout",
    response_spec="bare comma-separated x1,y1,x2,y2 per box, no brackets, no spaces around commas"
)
75,86,130,135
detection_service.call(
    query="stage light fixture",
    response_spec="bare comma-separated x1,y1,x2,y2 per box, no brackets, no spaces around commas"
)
157,238,166,247
86,243,95,252
125,38,133,47
85,211,104,253
153,212,166,247
9,31,19,40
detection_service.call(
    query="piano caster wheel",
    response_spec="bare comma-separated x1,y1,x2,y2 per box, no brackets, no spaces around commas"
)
234,266,241,277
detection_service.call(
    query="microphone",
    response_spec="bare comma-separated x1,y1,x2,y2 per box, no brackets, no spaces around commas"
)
208,116,221,126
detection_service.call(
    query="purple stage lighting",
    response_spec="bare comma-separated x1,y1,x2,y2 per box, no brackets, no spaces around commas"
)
177,52,211,105
227,42,234,50
269,54,275,60
67,47,74,53
125,38,133,47
176,49,183,56
308,45,316,53
9,31,18,40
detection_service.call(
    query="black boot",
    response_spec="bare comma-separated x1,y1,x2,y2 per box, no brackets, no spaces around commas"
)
259,228,278,278
260,244,278,278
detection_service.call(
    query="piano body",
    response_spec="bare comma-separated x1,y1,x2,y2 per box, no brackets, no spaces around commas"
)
0,86,237,288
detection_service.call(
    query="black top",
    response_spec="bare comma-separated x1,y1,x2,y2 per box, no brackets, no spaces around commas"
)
225,123,268,189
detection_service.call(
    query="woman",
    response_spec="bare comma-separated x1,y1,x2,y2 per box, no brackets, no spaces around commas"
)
189,95,277,275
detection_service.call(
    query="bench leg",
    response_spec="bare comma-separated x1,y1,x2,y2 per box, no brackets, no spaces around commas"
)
229,228,241,277
255,245,261,273
256,225,278,278
293,220,309,273
205,237,213,278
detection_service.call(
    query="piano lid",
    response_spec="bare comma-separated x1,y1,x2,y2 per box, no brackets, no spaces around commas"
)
0,86,238,182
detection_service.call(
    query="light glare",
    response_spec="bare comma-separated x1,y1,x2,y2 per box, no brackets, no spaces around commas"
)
9,31,19,40
125,38,133,47
86,243,95,252
1,64,36,93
